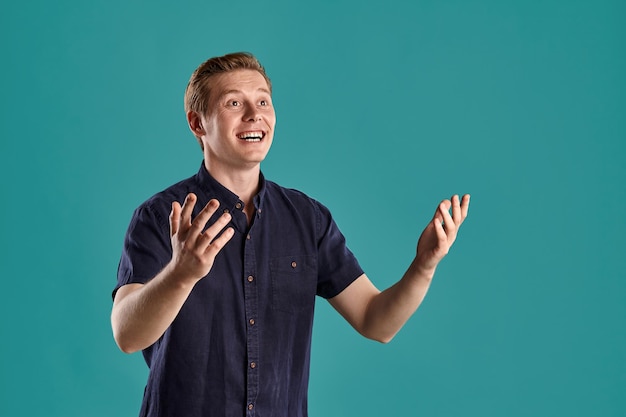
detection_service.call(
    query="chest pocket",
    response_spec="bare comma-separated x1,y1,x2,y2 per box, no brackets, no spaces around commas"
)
270,255,317,313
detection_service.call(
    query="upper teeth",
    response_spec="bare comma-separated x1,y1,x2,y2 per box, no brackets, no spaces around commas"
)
238,131,263,139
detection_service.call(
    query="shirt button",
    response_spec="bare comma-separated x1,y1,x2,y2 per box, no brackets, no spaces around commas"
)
250,362,256,369
223,208,230,214
291,261,297,268
235,202,243,210
246,234,251,240
248,404,254,410
247,275,254,283
249,318,255,325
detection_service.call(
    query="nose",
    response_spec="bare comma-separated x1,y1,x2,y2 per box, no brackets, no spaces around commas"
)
243,103,261,122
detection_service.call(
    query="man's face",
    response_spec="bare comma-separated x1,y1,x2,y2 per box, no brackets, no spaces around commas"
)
197,69,276,173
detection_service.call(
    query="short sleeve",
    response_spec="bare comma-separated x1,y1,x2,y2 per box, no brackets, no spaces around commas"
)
314,201,364,299
114,203,172,299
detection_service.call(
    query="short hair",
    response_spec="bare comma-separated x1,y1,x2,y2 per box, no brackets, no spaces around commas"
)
184,52,272,116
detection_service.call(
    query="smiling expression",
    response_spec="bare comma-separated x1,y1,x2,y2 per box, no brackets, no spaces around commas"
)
193,69,276,174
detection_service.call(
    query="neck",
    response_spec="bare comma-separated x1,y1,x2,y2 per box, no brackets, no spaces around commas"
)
203,160,261,206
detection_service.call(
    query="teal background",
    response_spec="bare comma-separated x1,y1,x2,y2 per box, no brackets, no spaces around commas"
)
1,0,624,416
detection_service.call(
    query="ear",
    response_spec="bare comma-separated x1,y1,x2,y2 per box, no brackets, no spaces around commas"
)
187,111,206,138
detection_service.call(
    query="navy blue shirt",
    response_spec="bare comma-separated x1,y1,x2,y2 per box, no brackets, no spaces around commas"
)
115,163,364,417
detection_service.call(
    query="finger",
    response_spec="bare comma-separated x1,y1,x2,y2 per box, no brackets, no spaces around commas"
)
432,199,451,223
433,219,449,255
205,227,235,257
451,195,461,225
189,199,220,236
440,202,457,236
169,201,181,237
460,194,470,220
180,193,198,230
196,210,232,251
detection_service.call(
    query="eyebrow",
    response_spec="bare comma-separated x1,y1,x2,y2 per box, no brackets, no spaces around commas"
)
219,88,271,99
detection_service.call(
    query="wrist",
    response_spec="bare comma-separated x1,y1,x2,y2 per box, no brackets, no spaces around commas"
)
163,261,203,290
409,258,437,282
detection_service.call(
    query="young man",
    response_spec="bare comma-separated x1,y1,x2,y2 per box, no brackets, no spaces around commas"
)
112,52,470,417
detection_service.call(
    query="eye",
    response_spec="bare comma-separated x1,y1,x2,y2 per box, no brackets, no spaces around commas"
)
259,100,267,106
230,100,240,107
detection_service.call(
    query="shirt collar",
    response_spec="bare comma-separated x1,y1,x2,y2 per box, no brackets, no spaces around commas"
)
195,161,267,213
255,171,267,213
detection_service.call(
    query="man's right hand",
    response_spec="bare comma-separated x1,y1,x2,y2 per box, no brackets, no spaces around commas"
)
112,193,235,353
169,193,235,285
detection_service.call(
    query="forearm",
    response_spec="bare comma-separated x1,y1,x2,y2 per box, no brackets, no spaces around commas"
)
112,195,236,353
111,263,196,353
362,260,436,343
331,195,468,344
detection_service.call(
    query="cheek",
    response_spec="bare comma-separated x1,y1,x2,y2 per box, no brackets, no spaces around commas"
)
266,111,277,128
210,112,236,133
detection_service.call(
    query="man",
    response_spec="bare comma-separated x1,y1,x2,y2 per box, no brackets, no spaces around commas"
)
112,52,470,417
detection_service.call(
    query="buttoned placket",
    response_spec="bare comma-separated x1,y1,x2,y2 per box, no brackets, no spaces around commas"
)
222,196,260,415
243,203,260,416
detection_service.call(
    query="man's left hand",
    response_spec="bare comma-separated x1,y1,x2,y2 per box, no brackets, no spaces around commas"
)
415,194,470,275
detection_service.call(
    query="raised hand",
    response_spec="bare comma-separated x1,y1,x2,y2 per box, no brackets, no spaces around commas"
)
169,193,235,284
415,194,470,273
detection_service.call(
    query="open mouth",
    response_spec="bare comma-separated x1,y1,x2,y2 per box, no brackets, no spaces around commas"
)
237,131,265,142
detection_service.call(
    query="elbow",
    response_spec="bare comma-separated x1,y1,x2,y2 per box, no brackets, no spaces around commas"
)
360,326,396,344
112,330,142,354
116,339,140,354
376,335,394,344
111,316,142,354
370,334,394,344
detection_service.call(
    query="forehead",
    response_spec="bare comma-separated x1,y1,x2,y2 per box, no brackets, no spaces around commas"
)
209,69,271,99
